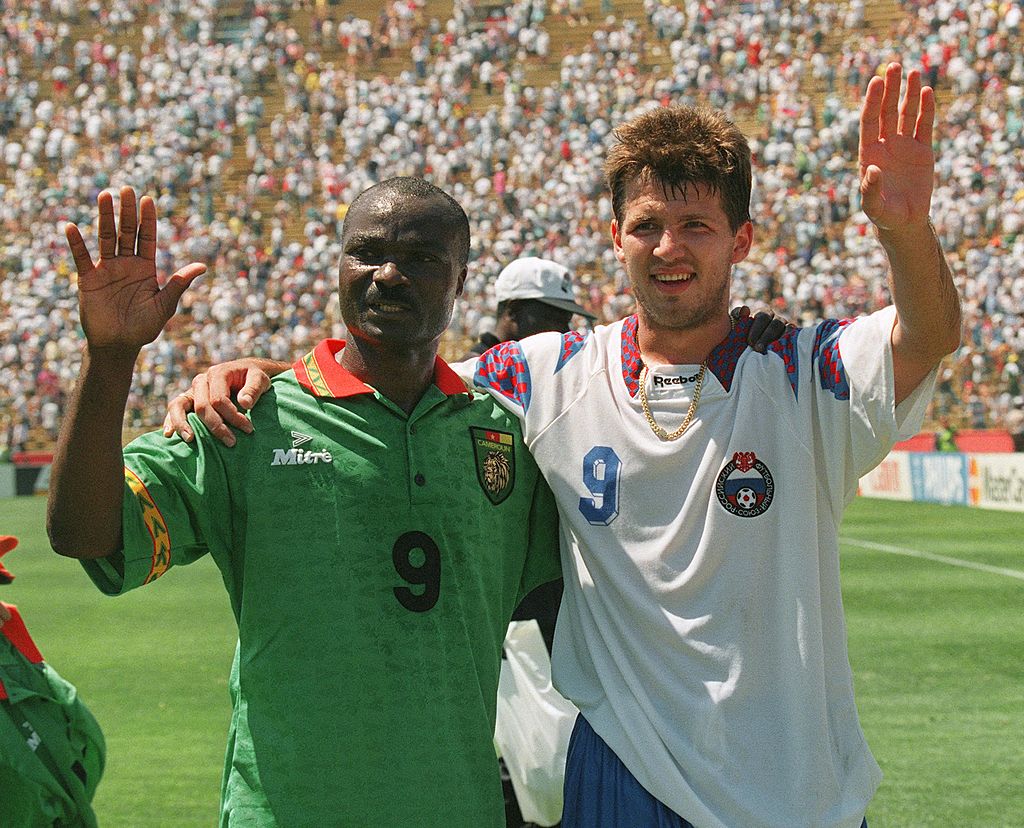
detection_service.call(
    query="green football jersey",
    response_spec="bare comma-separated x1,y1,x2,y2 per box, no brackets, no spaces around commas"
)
1,605,105,828
82,340,561,827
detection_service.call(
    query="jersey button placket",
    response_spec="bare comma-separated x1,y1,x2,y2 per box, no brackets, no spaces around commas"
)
408,418,430,504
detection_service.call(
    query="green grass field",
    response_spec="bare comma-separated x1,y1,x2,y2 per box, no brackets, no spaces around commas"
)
2,494,1022,826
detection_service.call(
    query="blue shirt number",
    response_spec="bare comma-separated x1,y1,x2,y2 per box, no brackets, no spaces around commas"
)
578,446,621,526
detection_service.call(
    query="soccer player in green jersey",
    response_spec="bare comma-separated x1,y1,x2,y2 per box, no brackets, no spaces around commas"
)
46,178,561,826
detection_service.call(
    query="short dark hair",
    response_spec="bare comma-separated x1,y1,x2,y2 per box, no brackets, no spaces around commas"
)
344,177,471,265
604,105,752,232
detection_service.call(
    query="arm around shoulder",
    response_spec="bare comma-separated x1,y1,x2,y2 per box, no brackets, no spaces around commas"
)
163,357,290,445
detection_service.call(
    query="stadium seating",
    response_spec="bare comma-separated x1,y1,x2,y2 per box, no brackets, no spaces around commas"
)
1,0,1020,455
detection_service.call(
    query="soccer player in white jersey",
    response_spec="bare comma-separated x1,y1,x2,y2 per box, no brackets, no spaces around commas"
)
168,63,960,827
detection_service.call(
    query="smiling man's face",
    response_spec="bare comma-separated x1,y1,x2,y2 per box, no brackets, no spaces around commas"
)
338,192,467,350
611,178,752,334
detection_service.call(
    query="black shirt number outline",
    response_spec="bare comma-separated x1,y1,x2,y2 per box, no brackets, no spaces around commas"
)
392,531,441,612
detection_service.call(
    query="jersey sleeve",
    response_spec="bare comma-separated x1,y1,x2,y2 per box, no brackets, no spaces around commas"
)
470,339,534,419
516,469,562,603
80,419,236,596
467,330,592,443
805,305,937,504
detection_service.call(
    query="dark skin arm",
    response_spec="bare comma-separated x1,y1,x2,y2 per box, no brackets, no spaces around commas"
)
732,304,790,353
47,187,205,558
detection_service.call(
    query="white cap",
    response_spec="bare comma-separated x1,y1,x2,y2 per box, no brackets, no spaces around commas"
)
493,257,596,319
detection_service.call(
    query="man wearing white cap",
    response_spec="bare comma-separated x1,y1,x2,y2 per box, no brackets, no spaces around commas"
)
466,257,597,360
466,256,594,828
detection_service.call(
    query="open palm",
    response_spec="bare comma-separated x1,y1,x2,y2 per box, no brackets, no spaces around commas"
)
65,187,205,351
858,63,936,232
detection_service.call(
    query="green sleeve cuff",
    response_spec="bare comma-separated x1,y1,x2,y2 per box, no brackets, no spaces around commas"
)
79,551,127,596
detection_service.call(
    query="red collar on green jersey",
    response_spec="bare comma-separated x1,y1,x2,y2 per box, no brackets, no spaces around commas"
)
0,604,44,665
294,339,470,399
0,535,17,585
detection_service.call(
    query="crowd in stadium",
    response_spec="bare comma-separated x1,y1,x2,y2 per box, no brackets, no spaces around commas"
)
1,0,1022,455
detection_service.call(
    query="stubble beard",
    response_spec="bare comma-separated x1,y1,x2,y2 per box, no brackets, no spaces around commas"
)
634,268,731,333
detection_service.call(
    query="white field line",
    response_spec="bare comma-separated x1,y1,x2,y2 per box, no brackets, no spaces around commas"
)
840,537,1024,582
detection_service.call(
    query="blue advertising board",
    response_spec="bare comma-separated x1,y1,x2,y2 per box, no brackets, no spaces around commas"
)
907,452,969,506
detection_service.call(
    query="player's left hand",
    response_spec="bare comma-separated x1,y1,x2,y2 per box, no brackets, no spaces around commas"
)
859,62,935,234
0,603,10,627
731,305,794,353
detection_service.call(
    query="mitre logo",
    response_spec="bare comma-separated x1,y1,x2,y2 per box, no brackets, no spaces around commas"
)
271,431,333,466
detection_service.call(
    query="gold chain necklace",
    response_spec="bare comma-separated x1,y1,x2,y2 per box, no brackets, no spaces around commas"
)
638,361,706,441
636,314,733,441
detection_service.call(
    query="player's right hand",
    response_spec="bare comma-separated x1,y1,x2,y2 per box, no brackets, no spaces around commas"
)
162,359,274,446
65,186,205,353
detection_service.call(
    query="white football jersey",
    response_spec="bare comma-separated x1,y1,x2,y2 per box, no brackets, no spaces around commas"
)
459,307,935,828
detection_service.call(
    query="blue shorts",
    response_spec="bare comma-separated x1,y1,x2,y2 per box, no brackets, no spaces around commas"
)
562,714,868,828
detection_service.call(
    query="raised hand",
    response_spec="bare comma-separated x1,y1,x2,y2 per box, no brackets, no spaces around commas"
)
859,63,936,233
64,186,206,352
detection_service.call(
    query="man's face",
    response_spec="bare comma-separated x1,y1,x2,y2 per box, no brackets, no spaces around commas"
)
611,179,752,332
512,300,575,339
338,194,467,349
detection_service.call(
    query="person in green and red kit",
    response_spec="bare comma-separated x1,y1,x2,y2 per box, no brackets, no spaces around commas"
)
47,177,562,827
1,534,106,826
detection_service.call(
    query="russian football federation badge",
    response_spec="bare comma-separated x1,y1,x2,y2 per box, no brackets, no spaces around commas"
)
469,427,516,505
715,451,774,517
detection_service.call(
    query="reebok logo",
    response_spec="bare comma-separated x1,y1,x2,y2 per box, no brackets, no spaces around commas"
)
652,372,699,387
271,432,333,466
